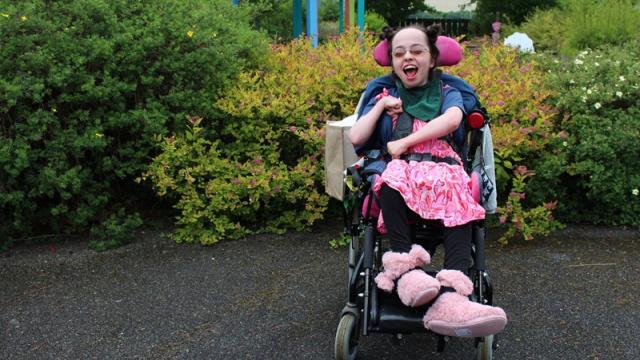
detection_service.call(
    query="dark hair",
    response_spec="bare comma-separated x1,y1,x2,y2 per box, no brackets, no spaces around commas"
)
381,24,441,65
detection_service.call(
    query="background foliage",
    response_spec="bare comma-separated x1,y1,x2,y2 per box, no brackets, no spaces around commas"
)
470,0,558,33
530,45,640,226
516,0,640,55
0,0,267,249
448,39,563,242
243,0,298,41
367,0,431,25
144,30,386,244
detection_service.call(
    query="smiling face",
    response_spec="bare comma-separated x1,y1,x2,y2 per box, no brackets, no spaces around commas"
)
391,28,435,88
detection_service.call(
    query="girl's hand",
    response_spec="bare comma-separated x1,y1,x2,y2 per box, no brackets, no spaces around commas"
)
382,96,403,118
386,139,409,159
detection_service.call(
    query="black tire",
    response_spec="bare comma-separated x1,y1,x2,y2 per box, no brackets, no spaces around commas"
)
476,334,493,360
335,314,359,360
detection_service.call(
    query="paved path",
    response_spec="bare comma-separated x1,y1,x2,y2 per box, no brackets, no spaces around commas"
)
1,221,639,359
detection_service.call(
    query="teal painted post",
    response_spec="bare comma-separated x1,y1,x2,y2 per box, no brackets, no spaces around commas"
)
232,0,239,5
307,0,318,47
357,0,365,31
338,0,344,33
293,0,302,38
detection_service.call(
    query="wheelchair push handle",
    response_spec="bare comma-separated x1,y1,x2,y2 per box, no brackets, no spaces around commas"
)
467,110,486,129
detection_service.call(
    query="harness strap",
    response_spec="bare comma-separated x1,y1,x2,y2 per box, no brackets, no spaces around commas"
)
400,152,460,166
390,71,459,153
390,112,413,142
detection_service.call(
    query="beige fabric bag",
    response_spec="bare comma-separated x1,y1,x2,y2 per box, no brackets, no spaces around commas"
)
324,114,358,200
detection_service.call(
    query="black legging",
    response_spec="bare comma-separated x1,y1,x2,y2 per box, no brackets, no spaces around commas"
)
379,185,471,274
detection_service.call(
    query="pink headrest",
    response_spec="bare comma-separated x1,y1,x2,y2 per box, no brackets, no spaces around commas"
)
373,36,463,67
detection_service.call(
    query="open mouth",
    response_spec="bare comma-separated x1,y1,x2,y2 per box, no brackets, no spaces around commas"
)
403,65,418,80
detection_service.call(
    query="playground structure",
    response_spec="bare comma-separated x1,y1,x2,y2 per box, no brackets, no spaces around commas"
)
233,0,366,47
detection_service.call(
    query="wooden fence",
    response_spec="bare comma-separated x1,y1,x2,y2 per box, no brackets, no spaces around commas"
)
396,18,472,37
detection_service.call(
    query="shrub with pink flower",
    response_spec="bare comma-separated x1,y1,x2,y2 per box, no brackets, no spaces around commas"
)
496,166,563,244
449,39,563,243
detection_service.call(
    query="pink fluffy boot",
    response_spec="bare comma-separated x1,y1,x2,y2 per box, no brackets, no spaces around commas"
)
397,269,440,307
375,245,440,307
424,270,507,337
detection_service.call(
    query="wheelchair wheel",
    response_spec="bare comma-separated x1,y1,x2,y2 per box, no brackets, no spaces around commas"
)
476,334,493,360
335,314,359,360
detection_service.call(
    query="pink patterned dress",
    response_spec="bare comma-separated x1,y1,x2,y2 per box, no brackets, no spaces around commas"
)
373,119,485,233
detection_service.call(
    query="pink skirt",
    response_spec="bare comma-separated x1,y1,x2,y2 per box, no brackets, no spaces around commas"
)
373,121,485,232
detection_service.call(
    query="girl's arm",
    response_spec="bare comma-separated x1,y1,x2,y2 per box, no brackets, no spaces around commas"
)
349,96,402,146
386,106,463,158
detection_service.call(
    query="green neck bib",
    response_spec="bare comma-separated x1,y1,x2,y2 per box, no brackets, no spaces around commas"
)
396,69,442,121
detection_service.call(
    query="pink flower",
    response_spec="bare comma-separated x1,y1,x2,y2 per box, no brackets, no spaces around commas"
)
273,185,281,193
289,126,297,132
254,158,263,165
499,215,507,224
513,219,522,229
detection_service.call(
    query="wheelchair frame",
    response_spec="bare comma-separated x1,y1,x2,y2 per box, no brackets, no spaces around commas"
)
334,145,497,360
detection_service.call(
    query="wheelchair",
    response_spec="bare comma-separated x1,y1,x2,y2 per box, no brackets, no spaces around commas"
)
334,164,497,360
335,176,496,360
332,39,500,360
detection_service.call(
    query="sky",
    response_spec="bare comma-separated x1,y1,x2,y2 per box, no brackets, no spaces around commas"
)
426,0,476,12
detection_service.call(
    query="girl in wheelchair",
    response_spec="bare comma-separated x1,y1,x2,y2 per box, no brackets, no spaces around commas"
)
348,24,507,338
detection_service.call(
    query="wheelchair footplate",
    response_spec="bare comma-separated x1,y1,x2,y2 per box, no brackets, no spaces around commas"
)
374,270,438,334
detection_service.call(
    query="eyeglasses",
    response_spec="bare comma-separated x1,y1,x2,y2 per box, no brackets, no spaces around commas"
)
392,45,430,58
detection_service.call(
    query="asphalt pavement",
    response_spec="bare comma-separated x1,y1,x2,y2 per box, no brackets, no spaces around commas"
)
1,220,639,359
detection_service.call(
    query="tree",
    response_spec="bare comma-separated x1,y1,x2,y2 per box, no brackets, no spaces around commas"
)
470,0,559,33
367,0,435,25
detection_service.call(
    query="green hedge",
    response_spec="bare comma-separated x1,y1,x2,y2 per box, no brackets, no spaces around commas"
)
531,45,640,226
0,0,267,248
143,30,386,244
517,0,640,55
